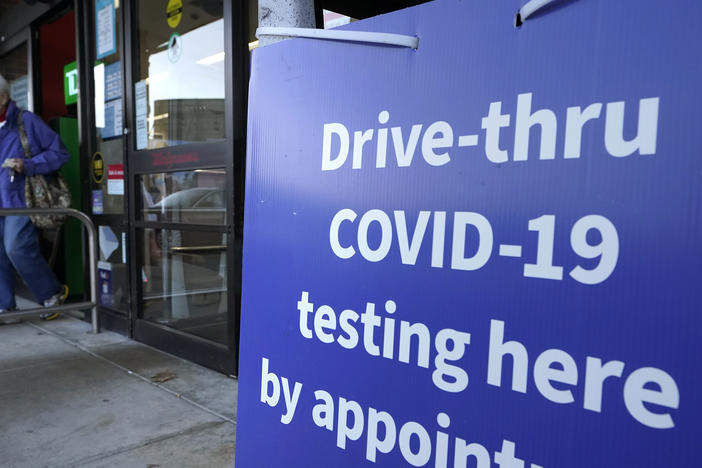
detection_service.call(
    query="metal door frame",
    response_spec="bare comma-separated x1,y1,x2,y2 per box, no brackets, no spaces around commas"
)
75,0,131,335
122,0,248,375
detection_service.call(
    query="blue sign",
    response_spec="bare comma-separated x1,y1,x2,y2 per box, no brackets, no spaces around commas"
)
95,0,117,59
101,99,122,140
98,261,113,307
236,1,701,467
92,189,104,215
104,61,122,101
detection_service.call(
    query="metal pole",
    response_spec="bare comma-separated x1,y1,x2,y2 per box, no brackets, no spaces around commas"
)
258,0,316,47
87,214,98,334
0,208,100,333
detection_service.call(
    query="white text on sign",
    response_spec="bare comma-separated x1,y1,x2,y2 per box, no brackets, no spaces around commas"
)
296,291,680,430
330,210,619,285
321,94,659,170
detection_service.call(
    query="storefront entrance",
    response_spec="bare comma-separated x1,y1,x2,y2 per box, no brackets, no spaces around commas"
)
79,0,247,374
0,0,424,376
2,0,246,375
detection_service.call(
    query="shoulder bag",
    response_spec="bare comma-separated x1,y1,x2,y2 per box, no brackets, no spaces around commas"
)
17,111,72,229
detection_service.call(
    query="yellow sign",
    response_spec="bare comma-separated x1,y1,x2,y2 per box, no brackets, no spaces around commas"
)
166,0,183,28
92,152,105,183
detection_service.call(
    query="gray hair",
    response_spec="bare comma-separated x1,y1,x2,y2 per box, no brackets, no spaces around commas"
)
0,74,8,96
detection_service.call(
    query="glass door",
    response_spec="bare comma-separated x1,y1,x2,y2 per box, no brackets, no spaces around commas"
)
0,30,32,112
81,0,131,333
125,0,243,374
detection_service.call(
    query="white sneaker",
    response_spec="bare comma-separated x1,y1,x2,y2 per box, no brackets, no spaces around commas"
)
41,285,69,320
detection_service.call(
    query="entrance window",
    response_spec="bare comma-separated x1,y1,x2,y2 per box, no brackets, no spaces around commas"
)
141,228,228,344
134,0,225,150
128,0,238,372
139,169,227,225
0,43,30,111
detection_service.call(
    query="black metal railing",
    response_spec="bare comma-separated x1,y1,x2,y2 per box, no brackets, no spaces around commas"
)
0,208,99,333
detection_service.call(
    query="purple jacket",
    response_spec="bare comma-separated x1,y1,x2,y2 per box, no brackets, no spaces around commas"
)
0,101,70,208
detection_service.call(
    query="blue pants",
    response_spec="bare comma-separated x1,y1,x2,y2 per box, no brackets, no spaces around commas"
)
0,216,61,309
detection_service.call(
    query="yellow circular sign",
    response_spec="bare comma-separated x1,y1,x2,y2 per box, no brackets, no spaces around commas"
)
167,0,183,29
92,152,105,184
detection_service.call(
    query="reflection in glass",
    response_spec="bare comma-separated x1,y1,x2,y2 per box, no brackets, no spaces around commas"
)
135,0,224,149
140,169,226,225
0,43,29,110
142,228,227,344
97,226,129,311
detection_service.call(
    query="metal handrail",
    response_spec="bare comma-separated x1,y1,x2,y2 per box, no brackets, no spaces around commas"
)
0,208,99,333
170,245,227,253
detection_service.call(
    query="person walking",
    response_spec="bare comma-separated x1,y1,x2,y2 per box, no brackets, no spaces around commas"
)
0,74,69,323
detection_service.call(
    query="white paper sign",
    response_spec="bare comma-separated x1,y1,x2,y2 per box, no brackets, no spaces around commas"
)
135,80,148,150
107,180,124,195
107,164,124,195
94,63,105,129
121,232,127,264
98,225,119,260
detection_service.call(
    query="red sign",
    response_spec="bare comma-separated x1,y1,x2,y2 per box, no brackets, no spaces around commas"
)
151,151,199,169
107,164,124,179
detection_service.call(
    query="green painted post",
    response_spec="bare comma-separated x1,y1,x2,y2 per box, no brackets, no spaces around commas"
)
57,117,84,295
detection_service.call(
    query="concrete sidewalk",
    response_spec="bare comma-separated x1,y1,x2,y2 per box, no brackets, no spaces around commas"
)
0,314,237,468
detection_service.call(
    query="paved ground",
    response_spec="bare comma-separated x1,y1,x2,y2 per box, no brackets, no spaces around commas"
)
0,312,237,468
